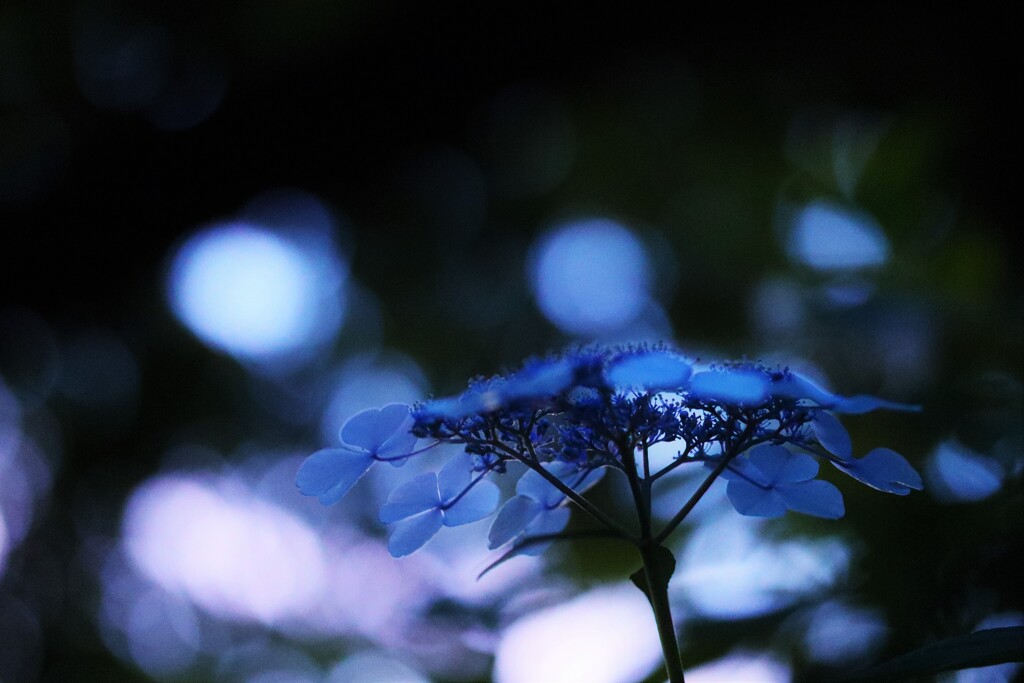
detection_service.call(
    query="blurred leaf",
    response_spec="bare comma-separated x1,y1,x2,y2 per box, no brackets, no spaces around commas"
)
837,626,1024,681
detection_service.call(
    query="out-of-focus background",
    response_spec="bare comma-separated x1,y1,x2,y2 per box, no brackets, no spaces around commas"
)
1,4,1020,682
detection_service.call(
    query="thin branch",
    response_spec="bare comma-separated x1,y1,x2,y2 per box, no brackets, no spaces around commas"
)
648,441,697,483
374,441,442,462
653,420,756,545
488,439,637,541
652,452,735,545
440,467,496,510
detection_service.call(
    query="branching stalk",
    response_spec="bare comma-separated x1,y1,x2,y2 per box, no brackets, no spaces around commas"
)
639,542,685,683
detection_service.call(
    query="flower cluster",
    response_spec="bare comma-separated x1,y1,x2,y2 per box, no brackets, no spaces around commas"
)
297,345,922,558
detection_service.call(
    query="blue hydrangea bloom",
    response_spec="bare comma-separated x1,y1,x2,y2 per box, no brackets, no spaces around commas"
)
298,343,922,560
688,367,770,405
811,411,853,460
769,370,919,414
718,445,845,519
833,447,924,495
604,349,692,391
488,462,605,554
379,453,500,556
296,404,416,505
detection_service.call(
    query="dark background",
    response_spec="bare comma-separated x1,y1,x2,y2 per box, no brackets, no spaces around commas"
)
3,5,1017,315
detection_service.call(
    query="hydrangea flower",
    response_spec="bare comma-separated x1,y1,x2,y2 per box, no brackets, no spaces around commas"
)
833,447,924,495
604,349,692,391
296,343,922,683
296,404,417,504
688,366,770,405
488,462,605,555
298,345,921,549
379,453,500,556
717,445,845,519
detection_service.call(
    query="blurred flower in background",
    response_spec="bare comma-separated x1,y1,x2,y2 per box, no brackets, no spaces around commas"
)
527,217,665,338
166,190,349,370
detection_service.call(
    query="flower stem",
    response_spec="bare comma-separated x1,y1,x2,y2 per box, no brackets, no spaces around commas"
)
639,543,685,683
490,439,636,540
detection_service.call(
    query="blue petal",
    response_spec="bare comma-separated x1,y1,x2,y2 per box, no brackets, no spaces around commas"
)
417,396,463,420
726,479,787,517
437,452,473,502
443,480,500,527
811,411,853,460
713,455,758,482
503,358,577,401
770,371,839,406
748,444,818,484
605,350,692,391
379,473,440,523
488,495,543,549
386,510,444,557
927,441,1003,503
688,369,769,405
566,466,606,497
769,372,920,415
514,467,556,504
833,395,921,414
516,506,572,556
295,448,375,505
512,463,606,514
419,383,504,420
833,448,924,495
377,428,418,462
341,404,411,453
776,480,845,518
515,462,577,508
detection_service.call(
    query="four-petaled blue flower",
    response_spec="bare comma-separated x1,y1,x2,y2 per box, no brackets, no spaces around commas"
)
296,404,416,505
833,448,925,495
718,445,845,519
488,463,605,555
379,453,501,556
808,408,924,494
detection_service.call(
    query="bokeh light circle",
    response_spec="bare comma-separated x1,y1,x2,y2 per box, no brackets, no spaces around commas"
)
494,585,662,683
787,201,890,271
168,222,343,361
528,218,651,335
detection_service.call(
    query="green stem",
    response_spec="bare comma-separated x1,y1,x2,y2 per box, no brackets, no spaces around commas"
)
639,542,685,683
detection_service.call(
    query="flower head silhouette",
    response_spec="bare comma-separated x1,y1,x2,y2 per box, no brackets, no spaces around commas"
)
296,343,923,683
